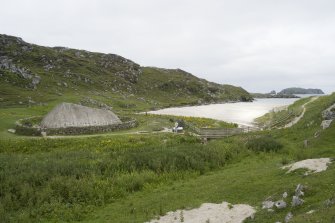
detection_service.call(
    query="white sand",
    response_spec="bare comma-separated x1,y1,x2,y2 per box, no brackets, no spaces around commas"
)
282,158,332,173
146,202,255,223
148,98,299,127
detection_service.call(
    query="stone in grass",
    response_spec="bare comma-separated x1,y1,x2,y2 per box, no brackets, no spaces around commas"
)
7,129,16,134
262,200,274,209
285,212,293,223
275,200,287,209
292,196,304,207
324,197,335,207
283,192,288,198
306,210,315,214
295,184,304,197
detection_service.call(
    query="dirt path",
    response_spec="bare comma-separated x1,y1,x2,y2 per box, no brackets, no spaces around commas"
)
282,96,319,128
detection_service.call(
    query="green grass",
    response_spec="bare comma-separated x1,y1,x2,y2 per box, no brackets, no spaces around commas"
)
0,93,334,222
82,94,335,223
255,97,310,129
0,134,245,222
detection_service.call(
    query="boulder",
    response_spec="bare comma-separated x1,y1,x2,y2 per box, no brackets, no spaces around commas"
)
295,184,304,197
285,212,293,223
275,200,287,209
321,120,333,129
262,200,274,209
292,196,304,207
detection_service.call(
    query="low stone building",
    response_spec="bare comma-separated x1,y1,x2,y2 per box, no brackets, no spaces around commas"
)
41,102,122,128
16,102,137,136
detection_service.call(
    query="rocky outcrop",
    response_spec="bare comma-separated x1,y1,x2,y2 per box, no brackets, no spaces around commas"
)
99,54,142,83
279,87,324,95
262,184,307,223
321,103,335,129
0,56,41,88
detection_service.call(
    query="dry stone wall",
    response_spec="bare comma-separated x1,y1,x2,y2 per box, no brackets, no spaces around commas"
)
15,117,137,136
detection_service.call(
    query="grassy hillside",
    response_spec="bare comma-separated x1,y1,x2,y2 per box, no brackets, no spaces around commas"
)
1,34,334,223
0,34,252,111
0,90,334,222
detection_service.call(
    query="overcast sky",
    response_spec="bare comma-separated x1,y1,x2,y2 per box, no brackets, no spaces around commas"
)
1,0,335,93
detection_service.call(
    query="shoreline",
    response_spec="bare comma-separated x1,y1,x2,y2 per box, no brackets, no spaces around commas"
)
145,98,301,127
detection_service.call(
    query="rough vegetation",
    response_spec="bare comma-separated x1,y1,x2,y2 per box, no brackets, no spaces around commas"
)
255,97,309,129
0,93,334,222
1,34,335,223
0,34,252,110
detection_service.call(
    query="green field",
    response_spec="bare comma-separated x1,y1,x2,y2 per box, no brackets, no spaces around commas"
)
0,93,335,222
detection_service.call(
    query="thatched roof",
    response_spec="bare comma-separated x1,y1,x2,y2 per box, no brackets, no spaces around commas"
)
41,102,122,128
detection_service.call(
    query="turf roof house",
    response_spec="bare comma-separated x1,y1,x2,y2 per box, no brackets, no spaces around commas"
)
40,102,127,134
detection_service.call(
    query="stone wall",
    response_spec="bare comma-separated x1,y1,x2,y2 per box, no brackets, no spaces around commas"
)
15,117,138,136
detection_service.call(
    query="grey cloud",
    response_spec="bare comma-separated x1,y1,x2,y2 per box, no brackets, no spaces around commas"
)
1,0,334,93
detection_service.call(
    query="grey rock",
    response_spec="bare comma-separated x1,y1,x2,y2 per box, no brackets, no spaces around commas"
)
275,200,287,209
0,56,41,88
324,198,335,207
295,184,304,197
262,200,274,209
321,120,333,130
314,130,321,138
322,109,335,120
306,210,315,214
32,75,41,86
303,140,308,148
283,192,288,198
292,196,304,207
43,64,54,71
75,51,81,57
285,212,293,223
28,99,36,104
21,45,33,52
7,129,16,134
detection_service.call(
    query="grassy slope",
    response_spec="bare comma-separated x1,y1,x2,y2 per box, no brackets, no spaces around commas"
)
255,97,310,129
0,34,252,111
0,94,334,222
84,93,335,223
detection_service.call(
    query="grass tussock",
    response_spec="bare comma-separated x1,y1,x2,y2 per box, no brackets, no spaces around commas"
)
246,135,283,152
0,134,244,222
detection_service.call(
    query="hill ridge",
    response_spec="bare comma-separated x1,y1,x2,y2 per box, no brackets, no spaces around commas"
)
0,34,252,110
